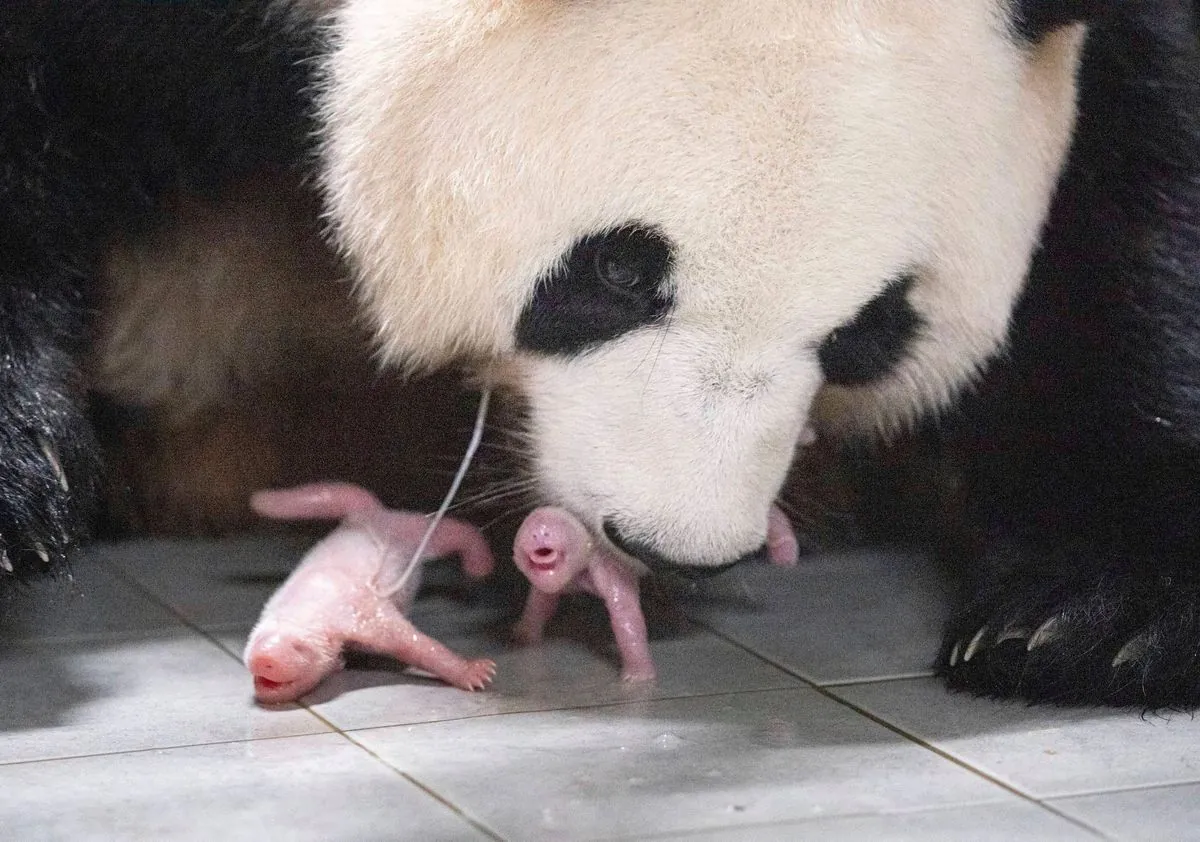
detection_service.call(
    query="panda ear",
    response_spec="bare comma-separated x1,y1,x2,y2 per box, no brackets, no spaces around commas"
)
1013,0,1112,41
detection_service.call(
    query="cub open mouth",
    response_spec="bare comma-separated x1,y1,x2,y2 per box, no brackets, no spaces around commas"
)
527,546,558,572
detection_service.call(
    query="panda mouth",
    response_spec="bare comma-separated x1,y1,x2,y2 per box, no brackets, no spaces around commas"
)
527,548,557,572
601,519,756,579
254,676,294,695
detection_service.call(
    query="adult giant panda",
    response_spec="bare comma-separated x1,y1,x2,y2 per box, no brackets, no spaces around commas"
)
2,0,1199,710
315,0,1200,708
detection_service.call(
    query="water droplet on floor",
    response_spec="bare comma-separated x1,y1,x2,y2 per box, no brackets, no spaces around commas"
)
653,733,683,750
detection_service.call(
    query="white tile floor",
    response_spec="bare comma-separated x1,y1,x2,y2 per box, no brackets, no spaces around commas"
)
3,536,1199,841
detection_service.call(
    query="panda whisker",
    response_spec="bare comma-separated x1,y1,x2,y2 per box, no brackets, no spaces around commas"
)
476,440,535,459
444,480,539,513
632,314,675,397
476,499,542,535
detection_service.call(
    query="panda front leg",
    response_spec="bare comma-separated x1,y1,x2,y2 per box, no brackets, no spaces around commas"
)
0,266,101,580
936,444,1200,708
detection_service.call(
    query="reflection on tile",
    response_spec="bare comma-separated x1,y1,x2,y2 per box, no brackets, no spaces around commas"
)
678,551,949,684
100,537,308,629
214,592,799,731
356,688,1007,841
301,599,801,731
0,733,490,842
0,635,328,764
105,535,505,636
646,801,1097,842
0,554,181,643
1054,783,1200,841
6,534,1194,841
836,678,1200,797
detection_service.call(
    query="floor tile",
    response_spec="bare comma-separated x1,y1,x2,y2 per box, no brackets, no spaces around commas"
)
1053,782,1200,841
355,687,1011,841
836,677,1200,797
0,733,490,842
0,634,328,764
0,553,181,643
264,596,803,731
106,534,505,632
677,550,949,684
100,536,310,629
643,801,1098,841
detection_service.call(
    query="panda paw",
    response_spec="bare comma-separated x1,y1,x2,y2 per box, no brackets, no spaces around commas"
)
0,392,101,582
938,563,1200,709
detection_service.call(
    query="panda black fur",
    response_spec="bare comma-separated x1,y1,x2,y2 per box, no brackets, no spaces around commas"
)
939,1,1200,706
0,2,319,576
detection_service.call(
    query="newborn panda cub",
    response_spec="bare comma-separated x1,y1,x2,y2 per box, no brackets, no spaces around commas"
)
512,506,801,682
244,482,497,704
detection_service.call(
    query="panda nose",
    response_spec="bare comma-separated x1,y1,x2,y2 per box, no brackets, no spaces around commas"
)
601,519,767,579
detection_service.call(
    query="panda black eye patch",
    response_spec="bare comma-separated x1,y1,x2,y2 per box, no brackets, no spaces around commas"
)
516,224,675,356
818,273,924,386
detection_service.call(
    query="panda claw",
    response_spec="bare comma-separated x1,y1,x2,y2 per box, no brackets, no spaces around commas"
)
1112,634,1152,669
963,626,989,663
34,542,50,564
38,435,69,493
1027,616,1060,652
948,640,963,667
0,550,11,574
996,626,1031,645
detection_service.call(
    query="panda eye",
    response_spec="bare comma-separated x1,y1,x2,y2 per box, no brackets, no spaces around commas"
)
516,224,676,356
593,238,650,293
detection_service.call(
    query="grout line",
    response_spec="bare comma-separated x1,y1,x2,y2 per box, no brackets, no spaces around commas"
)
100,557,506,840
100,560,261,665
689,619,1114,841
602,800,1078,842
93,556,1126,840
821,690,1113,841
820,670,937,687
330,728,507,842
340,685,809,736
0,731,333,769
1046,776,1200,802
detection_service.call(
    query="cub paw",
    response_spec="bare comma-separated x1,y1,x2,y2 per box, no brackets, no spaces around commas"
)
619,665,658,683
454,658,498,692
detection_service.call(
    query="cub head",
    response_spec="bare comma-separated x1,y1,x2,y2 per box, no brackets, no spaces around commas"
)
318,0,1090,573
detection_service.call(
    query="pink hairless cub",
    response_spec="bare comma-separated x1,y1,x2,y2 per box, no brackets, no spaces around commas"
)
512,506,657,682
511,505,801,683
244,482,497,704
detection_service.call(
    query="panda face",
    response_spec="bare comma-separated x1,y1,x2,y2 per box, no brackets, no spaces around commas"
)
320,0,1085,570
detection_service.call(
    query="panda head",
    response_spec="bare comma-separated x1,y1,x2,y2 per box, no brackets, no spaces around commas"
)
318,0,1088,573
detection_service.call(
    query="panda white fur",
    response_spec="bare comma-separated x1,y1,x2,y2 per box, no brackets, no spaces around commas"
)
319,0,1082,572
3,1,1199,708
316,1,1200,706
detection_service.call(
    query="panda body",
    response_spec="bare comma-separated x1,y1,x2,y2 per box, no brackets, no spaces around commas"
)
2,0,1200,708
942,3,1200,705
